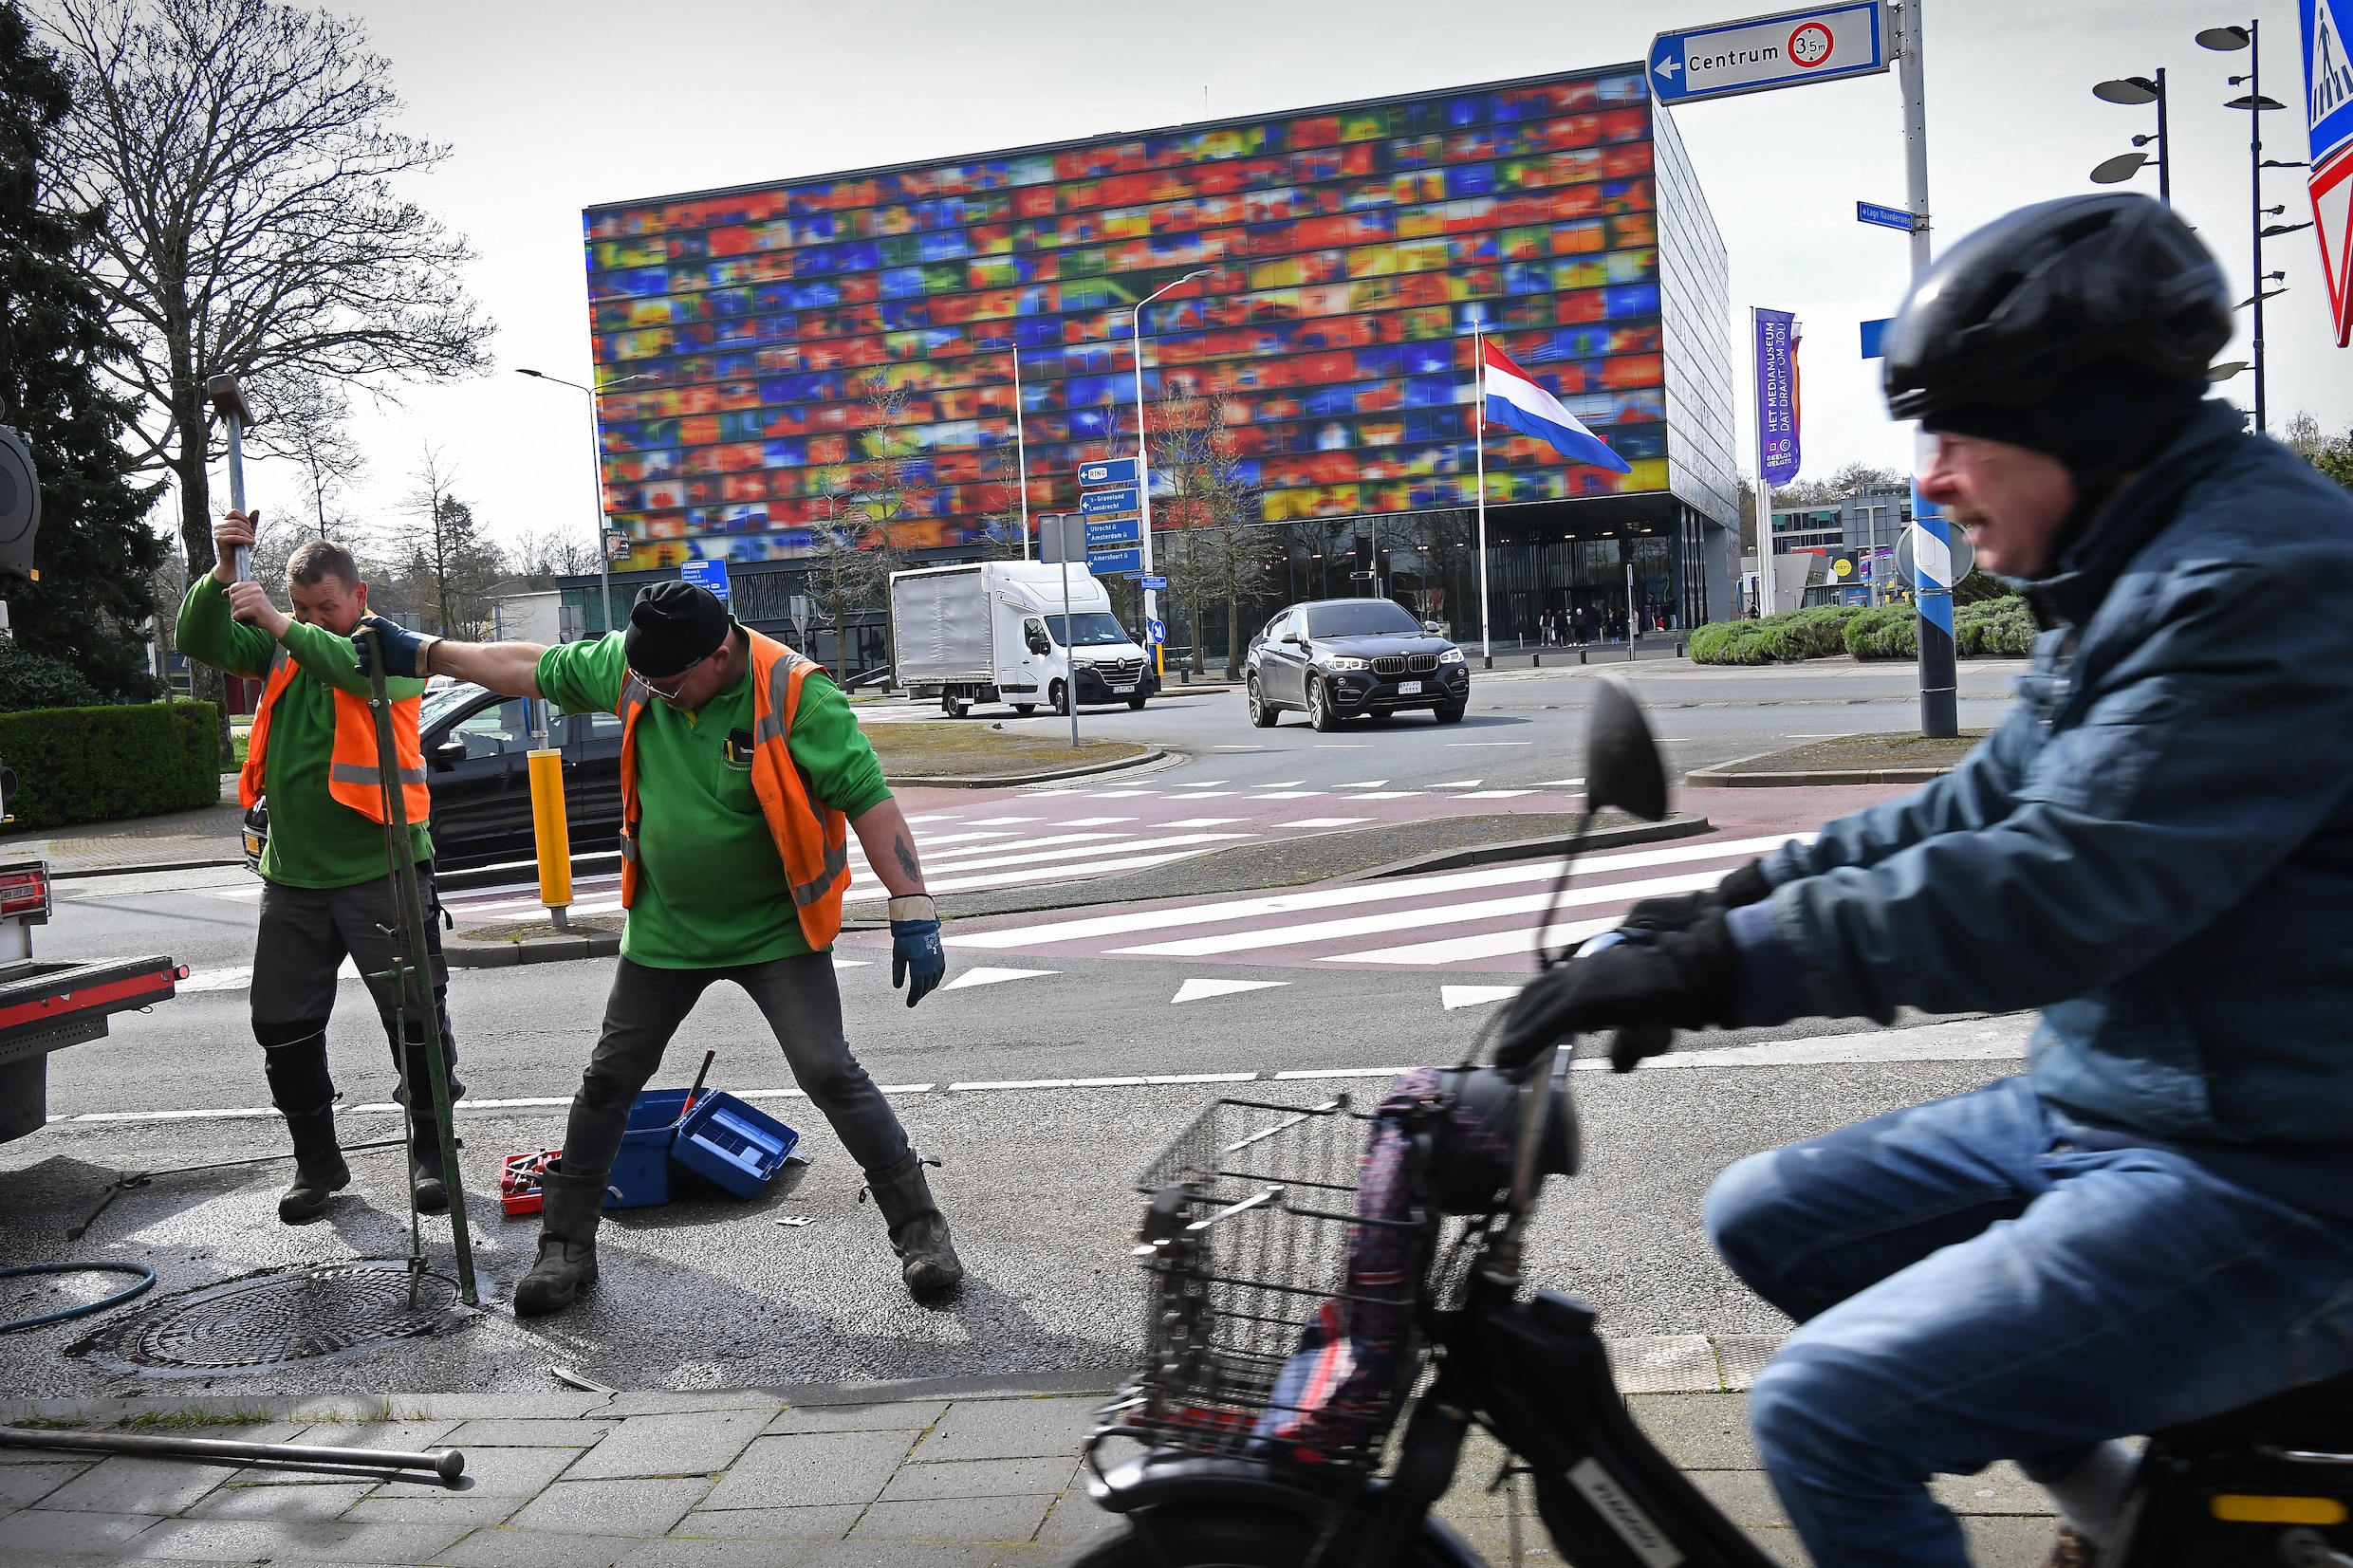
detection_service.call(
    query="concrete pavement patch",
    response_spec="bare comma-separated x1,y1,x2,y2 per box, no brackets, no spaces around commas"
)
562,1411,769,1480
669,1503,867,1539
697,1430,913,1510
434,1525,635,1568
506,1475,713,1536
848,1491,1055,1541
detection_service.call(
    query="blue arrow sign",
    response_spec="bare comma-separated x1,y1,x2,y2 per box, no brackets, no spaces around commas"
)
1087,547,1143,575
1078,457,1138,488
1650,2,1889,105
1081,486,1140,515
1146,618,1167,645
1085,515,1141,549
1857,201,1917,232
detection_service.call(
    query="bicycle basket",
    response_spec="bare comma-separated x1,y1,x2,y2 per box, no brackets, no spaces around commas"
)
1115,1093,1433,1470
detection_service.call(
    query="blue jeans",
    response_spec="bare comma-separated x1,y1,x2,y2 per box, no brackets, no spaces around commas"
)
1704,1077,2353,1568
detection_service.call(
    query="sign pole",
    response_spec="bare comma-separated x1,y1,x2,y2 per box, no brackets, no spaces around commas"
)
1473,327,1491,670
1899,0,1958,738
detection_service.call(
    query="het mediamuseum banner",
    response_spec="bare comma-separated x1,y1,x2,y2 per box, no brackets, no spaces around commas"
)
1753,307,1798,489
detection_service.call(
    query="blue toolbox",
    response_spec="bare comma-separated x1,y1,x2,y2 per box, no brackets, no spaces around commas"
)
604,1088,692,1209
671,1091,801,1201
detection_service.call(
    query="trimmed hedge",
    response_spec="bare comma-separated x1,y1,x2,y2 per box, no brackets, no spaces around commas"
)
1689,605,1863,666
0,702,223,831
1843,597,2040,660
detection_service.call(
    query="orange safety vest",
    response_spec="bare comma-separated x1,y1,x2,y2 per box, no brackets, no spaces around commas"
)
237,645,432,823
614,628,852,950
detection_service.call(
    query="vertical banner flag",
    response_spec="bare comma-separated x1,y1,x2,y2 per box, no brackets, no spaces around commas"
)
2305,0,2353,344
1755,309,1801,486
1480,340,1633,472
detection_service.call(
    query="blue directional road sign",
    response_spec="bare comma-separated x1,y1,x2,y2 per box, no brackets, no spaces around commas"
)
1088,547,1144,575
1085,514,1141,549
679,557,730,601
1145,618,1167,645
1081,486,1140,516
1857,201,1917,232
1649,3,1888,105
1860,317,1892,359
1078,457,1138,489
1139,575,1168,590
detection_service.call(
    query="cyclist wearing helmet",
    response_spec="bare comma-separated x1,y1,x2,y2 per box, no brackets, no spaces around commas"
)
1496,194,2353,1568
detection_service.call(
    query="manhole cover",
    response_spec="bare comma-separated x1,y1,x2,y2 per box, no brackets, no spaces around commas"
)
75,1261,467,1375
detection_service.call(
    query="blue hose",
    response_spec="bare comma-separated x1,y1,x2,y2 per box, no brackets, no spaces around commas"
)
0,1262,157,1333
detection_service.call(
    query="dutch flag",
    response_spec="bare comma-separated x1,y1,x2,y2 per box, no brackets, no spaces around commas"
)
1481,339,1631,473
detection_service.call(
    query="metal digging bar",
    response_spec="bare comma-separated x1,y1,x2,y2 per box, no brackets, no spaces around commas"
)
358,624,478,1308
0,1424,464,1485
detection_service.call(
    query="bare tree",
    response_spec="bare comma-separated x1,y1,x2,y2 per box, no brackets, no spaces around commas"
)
1188,396,1270,677
973,490,1030,562
43,0,491,732
507,526,599,578
269,374,367,544
846,374,920,578
397,447,503,638
1150,385,1230,673
804,464,879,674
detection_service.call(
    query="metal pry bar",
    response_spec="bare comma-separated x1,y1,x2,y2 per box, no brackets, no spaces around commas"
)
204,375,255,582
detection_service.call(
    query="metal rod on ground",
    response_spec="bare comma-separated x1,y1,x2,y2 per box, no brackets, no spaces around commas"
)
205,376,254,582
359,625,478,1307
67,1139,410,1241
379,937,426,1304
0,1426,464,1485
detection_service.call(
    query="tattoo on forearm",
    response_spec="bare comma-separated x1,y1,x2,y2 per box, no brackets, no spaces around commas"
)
894,835,921,881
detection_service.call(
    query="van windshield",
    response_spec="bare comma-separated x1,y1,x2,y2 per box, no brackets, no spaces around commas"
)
1306,600,1420,637
1046,612,1131,648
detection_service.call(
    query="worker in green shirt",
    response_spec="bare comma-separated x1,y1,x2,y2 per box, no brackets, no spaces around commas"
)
358,581,960,1316
176,512,465,1227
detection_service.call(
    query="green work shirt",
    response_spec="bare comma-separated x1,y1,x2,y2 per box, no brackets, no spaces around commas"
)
176,577,433,889
534,630,890,968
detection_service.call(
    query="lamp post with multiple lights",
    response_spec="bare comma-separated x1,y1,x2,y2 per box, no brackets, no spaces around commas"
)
516,367,650,636
2196,21,2312,434
2089,70,2169,203
1128,269,1211,670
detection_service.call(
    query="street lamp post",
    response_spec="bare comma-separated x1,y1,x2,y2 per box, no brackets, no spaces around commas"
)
517,367,649,638
2090,70,2169,204
2198,22,2306,434
1130,269,1211,670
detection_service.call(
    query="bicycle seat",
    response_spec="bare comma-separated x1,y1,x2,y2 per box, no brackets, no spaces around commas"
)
2152,1367,2353,1450
2115,1371,2353,1567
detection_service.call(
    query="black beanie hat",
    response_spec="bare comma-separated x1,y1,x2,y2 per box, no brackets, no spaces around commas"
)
1919,361,2208,480
624,581,730,677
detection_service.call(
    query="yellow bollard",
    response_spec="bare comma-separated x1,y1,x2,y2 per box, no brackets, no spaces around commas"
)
527,748,572,931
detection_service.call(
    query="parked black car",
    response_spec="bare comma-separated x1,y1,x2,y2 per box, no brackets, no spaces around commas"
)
1243,599,1470,731
242,681,624,875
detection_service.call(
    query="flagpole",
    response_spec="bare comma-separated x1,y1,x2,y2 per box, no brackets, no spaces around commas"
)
1473,326,1491,671
1012,348,1030,559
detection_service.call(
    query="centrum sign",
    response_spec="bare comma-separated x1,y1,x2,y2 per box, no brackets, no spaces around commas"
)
1650,2,1890,104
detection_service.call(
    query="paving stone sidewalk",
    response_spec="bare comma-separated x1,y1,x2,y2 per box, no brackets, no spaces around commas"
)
0,1363,2060,1567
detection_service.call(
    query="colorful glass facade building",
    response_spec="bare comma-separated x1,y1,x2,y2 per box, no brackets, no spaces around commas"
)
581,61,1737,643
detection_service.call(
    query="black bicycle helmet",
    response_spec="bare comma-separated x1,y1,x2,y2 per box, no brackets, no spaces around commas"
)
1881,194,2231,424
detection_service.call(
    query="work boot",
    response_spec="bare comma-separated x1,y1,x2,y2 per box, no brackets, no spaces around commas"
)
863,1151,964,1301
408,1120,451,1215
277,1108,350,1226
2042,1527,2098,1568
512,1166,603,1317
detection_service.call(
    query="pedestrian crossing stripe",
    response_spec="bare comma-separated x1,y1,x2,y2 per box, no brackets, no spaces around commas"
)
1172,978,1290,1004
940,968,1056,991
1441,986,1525,1009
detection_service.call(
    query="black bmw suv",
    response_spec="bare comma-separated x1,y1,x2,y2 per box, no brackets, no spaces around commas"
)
1244,599,1470,731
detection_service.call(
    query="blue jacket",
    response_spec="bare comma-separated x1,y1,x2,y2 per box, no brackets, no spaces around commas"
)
1754,401,2353,1147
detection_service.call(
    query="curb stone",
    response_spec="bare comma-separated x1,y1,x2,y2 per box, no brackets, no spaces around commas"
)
1349,813,1714,880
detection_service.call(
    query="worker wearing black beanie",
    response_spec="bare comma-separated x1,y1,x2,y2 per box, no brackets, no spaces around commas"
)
353,575,962,1319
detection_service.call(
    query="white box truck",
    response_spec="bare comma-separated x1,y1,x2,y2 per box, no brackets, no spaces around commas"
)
890,562,1158,717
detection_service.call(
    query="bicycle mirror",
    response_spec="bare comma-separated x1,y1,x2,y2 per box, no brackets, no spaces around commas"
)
1584,679,1667,822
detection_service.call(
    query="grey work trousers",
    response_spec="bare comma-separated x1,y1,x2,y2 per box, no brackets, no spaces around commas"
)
558,953,910,1184
250,868,461,1120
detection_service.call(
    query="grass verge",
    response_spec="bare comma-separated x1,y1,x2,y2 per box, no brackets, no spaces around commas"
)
863,722,1147,781
1707,730,1990,774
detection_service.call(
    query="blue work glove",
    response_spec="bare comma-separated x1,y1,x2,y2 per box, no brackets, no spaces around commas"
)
351,614,439,680
888,895,947,1008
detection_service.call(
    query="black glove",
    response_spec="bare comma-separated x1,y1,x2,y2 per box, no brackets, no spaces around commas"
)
1494,914,1743,1074
1621,858,1773,934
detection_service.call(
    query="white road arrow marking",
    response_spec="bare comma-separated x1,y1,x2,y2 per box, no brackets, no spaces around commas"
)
941,967,1058,991
1441,985,1525,1010
1171,977,1291,1005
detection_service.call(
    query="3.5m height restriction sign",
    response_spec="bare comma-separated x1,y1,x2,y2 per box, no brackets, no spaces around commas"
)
1650,2,1890,104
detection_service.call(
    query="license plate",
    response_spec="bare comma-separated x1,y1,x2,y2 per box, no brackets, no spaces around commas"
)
1110,684,1137,693
1397,680,1422,694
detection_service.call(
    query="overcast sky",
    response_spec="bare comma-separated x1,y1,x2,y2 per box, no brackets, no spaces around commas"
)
231,0,2350,561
